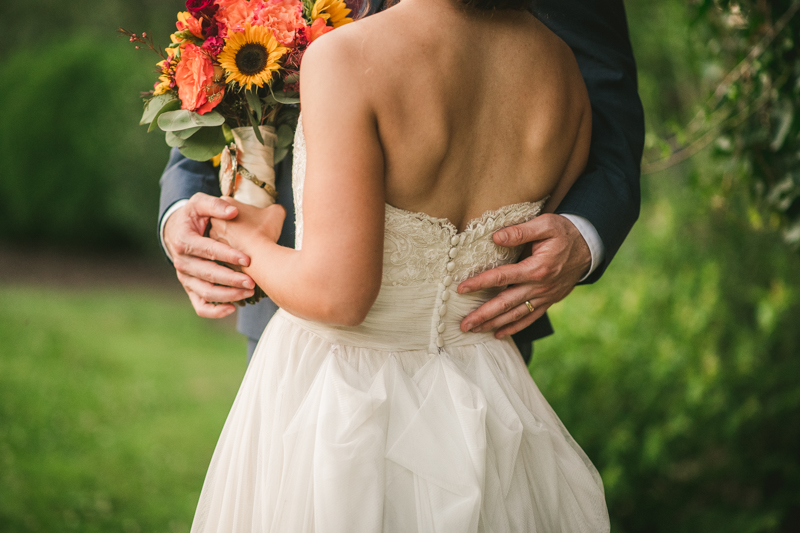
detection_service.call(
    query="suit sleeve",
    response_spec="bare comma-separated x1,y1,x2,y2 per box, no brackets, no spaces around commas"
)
157,147,221,257
536,0,645,284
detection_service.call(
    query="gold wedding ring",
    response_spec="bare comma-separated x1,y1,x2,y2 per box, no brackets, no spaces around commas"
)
525,300,535,314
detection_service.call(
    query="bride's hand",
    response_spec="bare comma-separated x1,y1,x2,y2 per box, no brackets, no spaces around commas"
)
457,214,591,339
209,199,286,257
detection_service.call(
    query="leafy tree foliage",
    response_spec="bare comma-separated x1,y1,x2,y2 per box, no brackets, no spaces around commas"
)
645,0,800,248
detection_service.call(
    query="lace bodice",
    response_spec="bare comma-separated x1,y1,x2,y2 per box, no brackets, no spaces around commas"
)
291,115,548,354
292,117,547,287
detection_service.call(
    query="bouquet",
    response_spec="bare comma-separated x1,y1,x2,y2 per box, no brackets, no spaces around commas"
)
123,0,353,304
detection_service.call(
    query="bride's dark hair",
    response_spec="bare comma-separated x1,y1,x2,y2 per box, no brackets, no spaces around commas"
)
458,0,530,10
349,0,533,17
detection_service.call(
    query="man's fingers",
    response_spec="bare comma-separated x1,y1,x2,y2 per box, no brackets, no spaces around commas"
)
174,255,255,289
460,284,540,332
185,289,237,319
187,192,238,220
495,303,551,339
469,298,548,338
177,271,255,304
458,262,537,294
492,214,558,248
179,233,250,267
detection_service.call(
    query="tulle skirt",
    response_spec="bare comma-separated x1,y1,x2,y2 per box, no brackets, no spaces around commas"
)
190,310,610,533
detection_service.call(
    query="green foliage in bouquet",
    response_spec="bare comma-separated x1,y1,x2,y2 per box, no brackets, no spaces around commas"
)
136,80,299,164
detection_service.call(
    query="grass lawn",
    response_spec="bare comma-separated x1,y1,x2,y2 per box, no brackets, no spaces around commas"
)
0,285,247,533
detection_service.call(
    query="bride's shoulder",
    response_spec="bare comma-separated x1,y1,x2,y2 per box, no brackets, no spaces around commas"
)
300,12,400,108
300,14,379,87
522,18,589,112
523,17,584,82
302,7,398,60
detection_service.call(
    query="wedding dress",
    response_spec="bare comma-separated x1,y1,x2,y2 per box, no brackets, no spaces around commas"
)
190,118,610,533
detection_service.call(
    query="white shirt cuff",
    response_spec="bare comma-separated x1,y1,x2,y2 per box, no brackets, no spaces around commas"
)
160,199,190,262
559,214,605,281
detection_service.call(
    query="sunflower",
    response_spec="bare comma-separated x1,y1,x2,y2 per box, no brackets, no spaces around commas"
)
311,0,354,28
217,24,289,91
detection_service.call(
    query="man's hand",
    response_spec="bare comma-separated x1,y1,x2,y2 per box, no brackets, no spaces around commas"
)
457,214,591,339
164,193,256,319
208,199,286,253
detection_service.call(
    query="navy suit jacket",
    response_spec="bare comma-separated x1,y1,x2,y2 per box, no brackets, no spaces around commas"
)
158,0,644,347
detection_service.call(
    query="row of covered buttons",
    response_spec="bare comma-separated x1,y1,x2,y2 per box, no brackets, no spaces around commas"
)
431,233,467,353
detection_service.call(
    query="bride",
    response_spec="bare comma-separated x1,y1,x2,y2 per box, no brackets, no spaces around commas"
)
197,0,607,531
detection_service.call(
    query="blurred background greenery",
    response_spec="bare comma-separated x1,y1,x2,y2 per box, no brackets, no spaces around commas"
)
1,0,799,532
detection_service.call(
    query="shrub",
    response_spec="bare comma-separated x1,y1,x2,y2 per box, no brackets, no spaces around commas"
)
535,176,800,532
0,36,172,253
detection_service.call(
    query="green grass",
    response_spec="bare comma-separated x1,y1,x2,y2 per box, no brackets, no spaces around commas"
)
0,286,247,533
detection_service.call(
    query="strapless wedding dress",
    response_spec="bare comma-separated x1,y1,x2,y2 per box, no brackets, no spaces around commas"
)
190,119,610,533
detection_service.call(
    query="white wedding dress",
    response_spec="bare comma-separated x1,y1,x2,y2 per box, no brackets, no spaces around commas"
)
190,119,610,533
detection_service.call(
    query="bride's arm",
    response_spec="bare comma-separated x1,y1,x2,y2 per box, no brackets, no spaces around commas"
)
210,33,386,327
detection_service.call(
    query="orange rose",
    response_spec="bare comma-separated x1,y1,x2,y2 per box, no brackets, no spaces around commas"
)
175,43,225,114
308,17,334,42
176,11,205,39
216,0,264,37
255,0,305,46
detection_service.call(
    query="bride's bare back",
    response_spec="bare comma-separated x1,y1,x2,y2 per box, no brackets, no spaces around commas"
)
318,0,590,229
227,0,591,325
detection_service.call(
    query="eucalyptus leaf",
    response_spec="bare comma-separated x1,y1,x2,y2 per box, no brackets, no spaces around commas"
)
147,99,181,133
178,126,227,161
284,72,300,85
274,144,290,165
175,126,201,140
248,111,265,145
165,131,184,148
271,91,300,105
246,89,263,124
158,109,225,131
141,94,179,125
276,124,294,148
148,99,182,132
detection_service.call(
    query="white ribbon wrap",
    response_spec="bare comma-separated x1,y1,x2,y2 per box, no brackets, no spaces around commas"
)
222,125,279,208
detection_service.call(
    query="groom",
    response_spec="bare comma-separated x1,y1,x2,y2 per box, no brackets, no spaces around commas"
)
158,0,644,364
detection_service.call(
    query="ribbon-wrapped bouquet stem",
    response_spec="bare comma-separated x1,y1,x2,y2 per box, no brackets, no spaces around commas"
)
125,0,353,304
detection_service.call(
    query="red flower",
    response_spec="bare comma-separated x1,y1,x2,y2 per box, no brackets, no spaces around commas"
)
202,36,224,55
186,0,218,18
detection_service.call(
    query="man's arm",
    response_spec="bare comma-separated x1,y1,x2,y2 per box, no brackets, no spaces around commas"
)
458,0,645,338
544,0,645,283
159,147,256,318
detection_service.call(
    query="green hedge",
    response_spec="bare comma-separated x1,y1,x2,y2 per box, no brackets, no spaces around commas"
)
0,36,171,253
536,175,800,532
